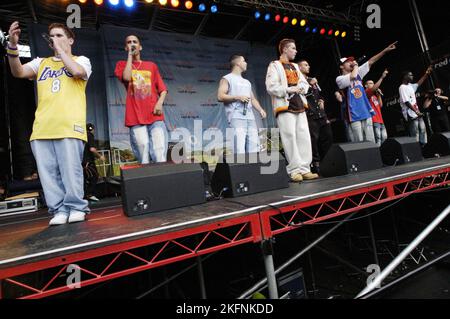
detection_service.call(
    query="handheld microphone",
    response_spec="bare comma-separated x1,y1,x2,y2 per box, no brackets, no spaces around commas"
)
356,55,367,64
243,100,248,116
0,28,9,47
377,89,384,97
131,44,137,55
41,33,53,47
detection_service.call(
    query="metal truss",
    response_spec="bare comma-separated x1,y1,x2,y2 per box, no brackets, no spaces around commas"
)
0,215,262,299
261,168,450,238
223,0,362,25
0,166,448,299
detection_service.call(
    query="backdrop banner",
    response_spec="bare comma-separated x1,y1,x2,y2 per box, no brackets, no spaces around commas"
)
101,25,275,159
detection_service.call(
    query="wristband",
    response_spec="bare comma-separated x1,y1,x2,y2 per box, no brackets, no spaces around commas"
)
7,45,19,58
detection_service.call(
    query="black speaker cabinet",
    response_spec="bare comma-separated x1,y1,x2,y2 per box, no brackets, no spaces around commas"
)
380,137,424,166
121,163,206,217
211,152,289,198
320,142,383,177
423,132,450,158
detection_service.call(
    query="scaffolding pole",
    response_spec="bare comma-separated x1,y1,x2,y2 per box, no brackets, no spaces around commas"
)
238,212,357,299
356,204,450,298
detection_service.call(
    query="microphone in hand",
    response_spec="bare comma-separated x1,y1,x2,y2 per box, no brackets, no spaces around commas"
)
41,33,53,48
130,44,137,55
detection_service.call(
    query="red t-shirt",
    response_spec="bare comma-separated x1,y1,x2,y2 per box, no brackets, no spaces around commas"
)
366,89,384,124
114,60,168,127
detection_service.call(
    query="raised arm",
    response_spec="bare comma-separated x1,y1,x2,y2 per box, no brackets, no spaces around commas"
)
51,37,87,79
417,66,433,87
371,69,389,92
7,21,36,79
368,42,397,68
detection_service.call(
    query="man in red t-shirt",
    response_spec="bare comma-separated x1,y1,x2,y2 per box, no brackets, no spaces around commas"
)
365,69,389,146
114,35,168,164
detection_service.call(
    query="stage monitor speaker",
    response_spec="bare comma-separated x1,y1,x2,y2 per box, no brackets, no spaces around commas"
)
121,163,206,217
423,132,450,158
380,137,424,166
320,142,383,177
211,152,289,198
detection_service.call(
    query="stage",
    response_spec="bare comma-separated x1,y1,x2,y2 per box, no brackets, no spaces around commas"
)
0,156,449,299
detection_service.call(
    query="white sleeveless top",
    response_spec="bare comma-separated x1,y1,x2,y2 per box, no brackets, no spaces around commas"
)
223,73,255,123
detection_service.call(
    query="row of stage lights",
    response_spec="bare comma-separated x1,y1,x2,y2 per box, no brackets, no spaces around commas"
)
77,1,346,38
78,0,218,13
254,10,347,38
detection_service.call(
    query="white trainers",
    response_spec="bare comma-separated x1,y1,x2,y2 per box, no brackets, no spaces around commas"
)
88,196,100,202
68,210,87,224
49,212,69,226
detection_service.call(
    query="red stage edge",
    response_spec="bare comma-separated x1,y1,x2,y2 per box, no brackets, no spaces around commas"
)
0,167,449,299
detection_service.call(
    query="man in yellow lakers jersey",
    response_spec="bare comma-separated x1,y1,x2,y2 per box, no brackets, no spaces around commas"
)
7,21,92,226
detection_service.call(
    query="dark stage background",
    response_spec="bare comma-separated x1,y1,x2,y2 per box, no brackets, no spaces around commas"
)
0,0,449,180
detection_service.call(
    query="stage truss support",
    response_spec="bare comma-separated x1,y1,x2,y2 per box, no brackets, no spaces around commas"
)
196,255,207,299
261,239,278,299
223,0,362,25
0,166,449,299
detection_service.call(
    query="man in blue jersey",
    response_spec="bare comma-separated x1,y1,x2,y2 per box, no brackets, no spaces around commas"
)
336,42,397,143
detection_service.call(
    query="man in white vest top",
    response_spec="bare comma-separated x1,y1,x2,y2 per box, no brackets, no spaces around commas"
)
218,55,267,154
266,39,318,183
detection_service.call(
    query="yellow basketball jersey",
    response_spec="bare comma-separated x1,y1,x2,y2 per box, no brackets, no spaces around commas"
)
30,57,88,142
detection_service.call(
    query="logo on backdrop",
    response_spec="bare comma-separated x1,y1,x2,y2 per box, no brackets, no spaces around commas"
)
196,54,214,60
178,85,197,94
175,39,192,45
175,61,195,69
201,98,219,107
214,43,230,48
215,64,229,71
163,95,177,107
153,49,172,56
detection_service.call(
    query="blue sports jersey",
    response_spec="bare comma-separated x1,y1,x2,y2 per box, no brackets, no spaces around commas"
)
346,75,375,122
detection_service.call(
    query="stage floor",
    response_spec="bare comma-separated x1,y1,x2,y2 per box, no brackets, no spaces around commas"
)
1,157,449,272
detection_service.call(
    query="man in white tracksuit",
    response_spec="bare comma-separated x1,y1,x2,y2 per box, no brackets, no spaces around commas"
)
265,38,318,183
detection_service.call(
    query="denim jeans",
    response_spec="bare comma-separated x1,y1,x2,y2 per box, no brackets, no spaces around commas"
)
350,118,375,143
373,122,388,146
229,118,259,154
31,138,89,215
130,121,169,164
408,117,428,145
344,121,355,143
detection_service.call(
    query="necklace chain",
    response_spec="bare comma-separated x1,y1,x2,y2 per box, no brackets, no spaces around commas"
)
133,60,143,70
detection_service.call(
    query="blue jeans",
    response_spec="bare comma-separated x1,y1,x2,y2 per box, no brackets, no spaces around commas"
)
229,118,259,154
408,117,427,145
350,118,375,143
130,121,169,164
373,122,388,146
31,139,89,215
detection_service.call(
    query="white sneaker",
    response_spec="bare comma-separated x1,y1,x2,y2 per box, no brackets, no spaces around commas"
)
68,210,87,223
88,196,100,202
49,212,69,226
